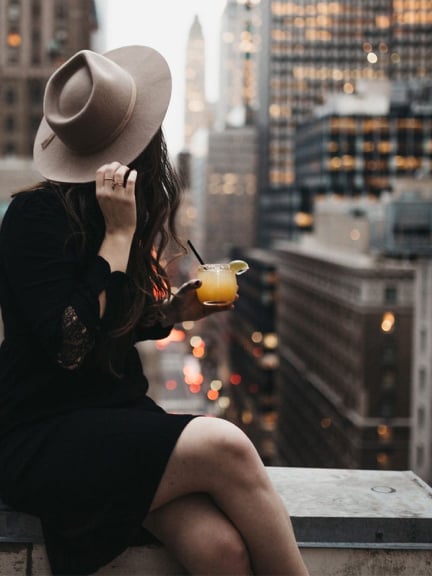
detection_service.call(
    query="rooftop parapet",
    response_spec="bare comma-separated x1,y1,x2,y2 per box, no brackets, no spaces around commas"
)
1,467,431,574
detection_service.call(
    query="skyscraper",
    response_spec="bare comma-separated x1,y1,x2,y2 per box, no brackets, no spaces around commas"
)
184,15,207,149
217,0,262,129
0,0,98,159
255,0,432,246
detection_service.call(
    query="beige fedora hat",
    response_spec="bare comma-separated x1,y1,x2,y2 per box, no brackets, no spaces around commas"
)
33,45,172,183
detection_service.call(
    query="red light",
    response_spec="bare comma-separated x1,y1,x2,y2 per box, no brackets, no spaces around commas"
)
165,380,177,391
189,384,201,394
230,374,242,386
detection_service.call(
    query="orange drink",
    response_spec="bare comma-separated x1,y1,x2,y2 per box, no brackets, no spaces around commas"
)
196,264,238,306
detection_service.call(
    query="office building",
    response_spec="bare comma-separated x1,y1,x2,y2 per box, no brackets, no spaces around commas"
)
217,0,262,129
295,79,432,214
201,126,258,263
255,0,432,246
273,198,415,470
227,247,279,463
0,0,98,159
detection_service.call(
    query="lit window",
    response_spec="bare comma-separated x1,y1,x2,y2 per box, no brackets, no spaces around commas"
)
381,312,395,333
377,425,393,442
376,452,391,468
7,32,22,47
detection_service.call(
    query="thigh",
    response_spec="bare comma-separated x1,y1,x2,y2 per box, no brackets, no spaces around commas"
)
144,493,251,575
149,416,266,511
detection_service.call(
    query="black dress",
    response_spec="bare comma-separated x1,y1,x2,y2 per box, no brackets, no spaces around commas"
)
0,188,196,575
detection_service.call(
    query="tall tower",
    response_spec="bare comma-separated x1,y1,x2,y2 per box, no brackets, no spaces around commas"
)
0,0,98,159
217,0,261,129
184,15,207,149
256,0,432,247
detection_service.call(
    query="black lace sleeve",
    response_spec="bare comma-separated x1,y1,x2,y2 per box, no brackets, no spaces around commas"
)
57,306,95,370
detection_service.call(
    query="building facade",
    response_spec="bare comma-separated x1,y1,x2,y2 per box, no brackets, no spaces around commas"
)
275,236,414,470
410,257,432,484
217,0,262,130
0,0,97,159
294,80,432,214
255,0,432,246
227,247,279,463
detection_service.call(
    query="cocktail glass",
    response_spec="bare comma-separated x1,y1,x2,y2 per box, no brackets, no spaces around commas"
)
196,263,238,306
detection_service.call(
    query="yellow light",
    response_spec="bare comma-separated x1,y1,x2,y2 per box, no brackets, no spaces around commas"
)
376,453,390,467
376,15,390,28
381,312,395,333
377,425,393,442
263,333,278,349
241,410,254,424
7,33,22,47
295,212,314,227
329,157,342,169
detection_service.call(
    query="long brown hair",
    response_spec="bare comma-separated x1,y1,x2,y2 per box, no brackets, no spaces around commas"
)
58,127,184,335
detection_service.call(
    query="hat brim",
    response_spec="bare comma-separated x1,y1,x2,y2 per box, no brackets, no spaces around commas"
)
33,45,172,183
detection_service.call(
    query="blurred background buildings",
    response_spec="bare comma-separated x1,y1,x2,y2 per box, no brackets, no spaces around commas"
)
0,0,431,484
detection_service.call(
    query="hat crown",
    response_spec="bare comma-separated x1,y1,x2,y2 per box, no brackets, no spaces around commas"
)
44,50,137,154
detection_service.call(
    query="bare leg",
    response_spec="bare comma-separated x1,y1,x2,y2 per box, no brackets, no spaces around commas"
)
144,493,252,575
150,417,309,576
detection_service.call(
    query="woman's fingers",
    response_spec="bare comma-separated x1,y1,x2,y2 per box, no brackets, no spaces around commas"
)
124,168,137,195
96,161,123,188
95,162,137,235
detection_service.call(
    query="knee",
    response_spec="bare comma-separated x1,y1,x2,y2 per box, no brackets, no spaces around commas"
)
176,417,268,492
205,418,259,465
215,420,266,480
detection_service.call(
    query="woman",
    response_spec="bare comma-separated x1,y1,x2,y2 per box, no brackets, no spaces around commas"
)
0,46,309,575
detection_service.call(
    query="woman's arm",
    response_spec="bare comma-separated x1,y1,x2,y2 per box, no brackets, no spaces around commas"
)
94,162,137,317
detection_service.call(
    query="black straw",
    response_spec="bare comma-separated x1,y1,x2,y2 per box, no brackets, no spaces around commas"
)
187,240,205,265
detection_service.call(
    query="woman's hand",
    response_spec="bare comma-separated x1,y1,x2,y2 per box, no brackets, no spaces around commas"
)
96,162,138,276
160,279,237,327
95,161,137,238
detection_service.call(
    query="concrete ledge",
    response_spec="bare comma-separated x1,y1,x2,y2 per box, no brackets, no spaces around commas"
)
1,467,432,575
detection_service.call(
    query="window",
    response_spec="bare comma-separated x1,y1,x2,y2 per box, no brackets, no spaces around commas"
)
4,87,16,105
384,286,397,304
4,142,16,156
5,116,15,132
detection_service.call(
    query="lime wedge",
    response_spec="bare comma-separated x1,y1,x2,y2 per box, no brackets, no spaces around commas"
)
229,259,249,275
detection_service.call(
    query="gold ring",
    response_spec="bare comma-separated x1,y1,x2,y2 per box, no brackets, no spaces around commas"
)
104,177,114,181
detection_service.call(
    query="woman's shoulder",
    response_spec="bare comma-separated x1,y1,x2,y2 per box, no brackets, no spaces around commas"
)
4,185,65,224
